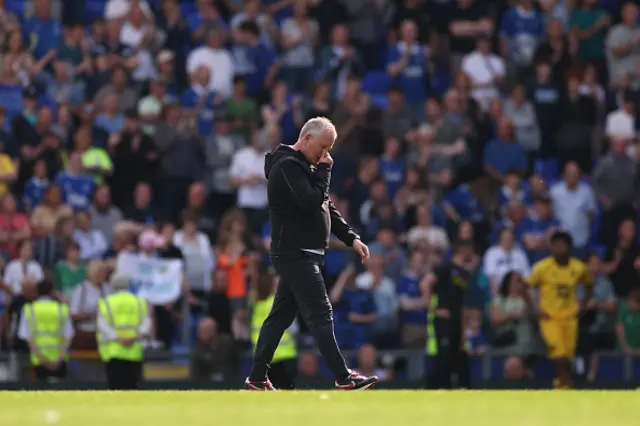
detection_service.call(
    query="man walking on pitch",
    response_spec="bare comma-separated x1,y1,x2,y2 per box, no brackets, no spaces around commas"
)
245,117,379,391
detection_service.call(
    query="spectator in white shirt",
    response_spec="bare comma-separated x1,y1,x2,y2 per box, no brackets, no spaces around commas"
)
461,36,505,111
229,129,268,233
173,211,215,297
4,239,44,295
406,204,450,251
605,92,635,156
69,260,111,350
187,29,235,98
549,161,596,253
73,211,108,261
120,2,163,82
483,227,531,296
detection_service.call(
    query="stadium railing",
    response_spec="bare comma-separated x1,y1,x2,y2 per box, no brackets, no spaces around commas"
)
1,348,638,382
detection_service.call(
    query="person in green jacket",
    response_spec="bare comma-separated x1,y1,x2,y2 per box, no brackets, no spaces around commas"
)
53,242,86,298
617,286,640,356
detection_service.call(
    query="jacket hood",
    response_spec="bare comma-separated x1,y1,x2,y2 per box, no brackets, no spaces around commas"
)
264,144,307,178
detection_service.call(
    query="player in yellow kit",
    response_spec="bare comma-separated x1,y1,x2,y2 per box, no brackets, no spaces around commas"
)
526,230,593,389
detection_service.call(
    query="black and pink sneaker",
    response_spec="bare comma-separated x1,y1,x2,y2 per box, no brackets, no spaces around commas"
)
244,377,276,391
335,371,379,390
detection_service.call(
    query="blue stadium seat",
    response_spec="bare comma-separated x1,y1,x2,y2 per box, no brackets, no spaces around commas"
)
5,0,25,16
534,158,560,183
180,3,198,18
85,1,107,21
362,71,391,96
369,94,388,110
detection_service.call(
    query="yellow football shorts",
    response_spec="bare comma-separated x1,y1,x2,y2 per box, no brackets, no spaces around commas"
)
539,318,578,359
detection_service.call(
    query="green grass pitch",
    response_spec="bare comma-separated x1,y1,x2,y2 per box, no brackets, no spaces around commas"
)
0,390,636,426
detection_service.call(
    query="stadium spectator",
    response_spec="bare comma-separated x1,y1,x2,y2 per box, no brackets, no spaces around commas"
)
602,218,640,298
173,210,215,304
354,253,398,347
550,161,597,256
89,184,123,244
3,239,44,295
2,0,640,389
229,129,268,232
69,260,109,350
52,241,86,298
605,2,640,86
461,35,505,111
190,316,236,382
397,249,428,349
483,227,531,296
616,285,640,355
490,271,537,378
0,193,30,259
577,252,617,381
72,210,108,261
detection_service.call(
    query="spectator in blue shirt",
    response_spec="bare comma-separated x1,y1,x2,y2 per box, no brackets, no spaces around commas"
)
442,183,487,238
516,196,560,262
483,117,528,182
491,200,528,245
188,0,228,44
232,20,278,99
23,158,49,212
386,19,428,107
498,171,527,214
499,0,545,73
397,250,428,349
46,60,85,107
56,152,96,211
261,81,302,145
378,137,405,201
182,65,220,137
95,92,124,136
342,279,378,350
56,23,87,67
22,0,62,61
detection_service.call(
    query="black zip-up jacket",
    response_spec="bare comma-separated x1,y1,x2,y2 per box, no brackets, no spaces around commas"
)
264,144,359,253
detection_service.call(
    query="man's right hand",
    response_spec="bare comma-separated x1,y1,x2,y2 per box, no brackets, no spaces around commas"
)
319,152,333,167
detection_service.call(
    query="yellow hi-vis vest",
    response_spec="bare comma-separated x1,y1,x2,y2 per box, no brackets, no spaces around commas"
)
97,292,148,362
426,294,470,354
251,295,297,363
25,299,70,366
426,294,438,355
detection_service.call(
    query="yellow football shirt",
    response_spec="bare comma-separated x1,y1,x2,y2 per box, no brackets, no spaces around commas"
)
0,154,15,197
527,256,593,319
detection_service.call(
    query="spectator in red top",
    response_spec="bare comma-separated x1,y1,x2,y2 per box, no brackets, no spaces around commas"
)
0,193,30,259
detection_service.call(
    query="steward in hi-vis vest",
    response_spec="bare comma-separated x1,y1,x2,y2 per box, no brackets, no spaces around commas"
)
18,280,74,382
96,273,150,390
251,271,298,389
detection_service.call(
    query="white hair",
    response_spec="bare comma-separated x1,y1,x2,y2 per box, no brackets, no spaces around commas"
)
298,117,337,142
109,273,131,292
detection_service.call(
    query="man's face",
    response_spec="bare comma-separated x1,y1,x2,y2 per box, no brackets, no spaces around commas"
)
564,163,579,186
377,229,395,248
551,240,569,258
534,201,550,220
302,131,333,165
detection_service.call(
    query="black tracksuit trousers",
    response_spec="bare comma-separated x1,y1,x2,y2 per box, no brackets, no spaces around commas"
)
249,250,350,383
426,320,470,389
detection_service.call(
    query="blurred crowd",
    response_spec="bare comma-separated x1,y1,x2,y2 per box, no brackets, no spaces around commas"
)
0,0,640,383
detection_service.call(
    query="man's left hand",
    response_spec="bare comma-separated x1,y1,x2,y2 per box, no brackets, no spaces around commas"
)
353,239,370,264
